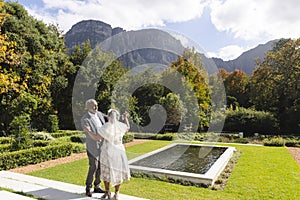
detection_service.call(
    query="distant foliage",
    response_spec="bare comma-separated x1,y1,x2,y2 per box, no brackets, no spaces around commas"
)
263,137,285,147
223,108,279,137
1,2,300,136
122,132,134,144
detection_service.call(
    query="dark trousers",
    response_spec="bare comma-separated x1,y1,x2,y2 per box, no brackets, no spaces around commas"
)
86,153,101,190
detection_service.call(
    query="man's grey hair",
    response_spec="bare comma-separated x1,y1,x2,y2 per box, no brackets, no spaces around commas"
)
85,99,97,109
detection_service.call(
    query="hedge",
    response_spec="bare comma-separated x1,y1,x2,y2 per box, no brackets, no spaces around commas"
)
0,137,12,144
51,130,82,138
123,132,134,143
0,143,73,170
0,144,11,153
223,108,279,137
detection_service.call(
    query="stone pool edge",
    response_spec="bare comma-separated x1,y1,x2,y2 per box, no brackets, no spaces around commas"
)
128,143,236,186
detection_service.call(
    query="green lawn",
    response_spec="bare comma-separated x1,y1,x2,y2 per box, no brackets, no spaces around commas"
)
29,140,300,200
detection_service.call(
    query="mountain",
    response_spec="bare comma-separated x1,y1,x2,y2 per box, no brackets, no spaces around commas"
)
65,20,125,49
65,20,278,75
65,20,185,72
212,39,279,75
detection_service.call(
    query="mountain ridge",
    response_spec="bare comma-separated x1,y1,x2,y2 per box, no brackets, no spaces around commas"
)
212,39,279,74
64,19,279,75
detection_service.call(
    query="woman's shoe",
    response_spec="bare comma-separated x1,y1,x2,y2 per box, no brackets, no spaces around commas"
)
101,190,111,199
113,191,119,200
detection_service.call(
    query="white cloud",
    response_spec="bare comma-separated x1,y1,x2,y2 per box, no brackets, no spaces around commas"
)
25,0,207,32
209,0,300,41
207,45,246,61
21,0,300,60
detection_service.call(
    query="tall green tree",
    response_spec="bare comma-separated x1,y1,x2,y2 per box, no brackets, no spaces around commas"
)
250,38,300,133
127,69,167,127
96,59,128,111
0,2,74,132
60,40,92,129
159,93,186,126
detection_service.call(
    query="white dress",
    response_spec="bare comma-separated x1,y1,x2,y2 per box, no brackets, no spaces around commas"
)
98,121,130,186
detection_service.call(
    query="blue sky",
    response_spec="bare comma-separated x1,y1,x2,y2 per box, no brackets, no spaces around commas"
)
11,0,300,60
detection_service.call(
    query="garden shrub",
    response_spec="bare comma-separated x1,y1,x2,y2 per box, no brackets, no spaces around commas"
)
283,138,300,147
51,130,81,138
123,132,134,143
134,133,175,141
32,140,50,147
9,115,32,150
233,137,249,144
71,143,86,153
0,137,12,144
134,132,157,139
263,137,285,146
31,131,54,140
223,108,279,137
47,115,59,133
156,133,174,141
0,144,12,153
0,143,73,170
194,133,206,141
70,134,86,143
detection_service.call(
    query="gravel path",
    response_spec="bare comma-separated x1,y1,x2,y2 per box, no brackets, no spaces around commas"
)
287,147,300,166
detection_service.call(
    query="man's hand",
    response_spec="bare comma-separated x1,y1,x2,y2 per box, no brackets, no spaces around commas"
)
83,126,91,132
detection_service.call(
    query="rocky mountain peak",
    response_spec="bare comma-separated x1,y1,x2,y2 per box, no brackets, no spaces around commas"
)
65,19,125,49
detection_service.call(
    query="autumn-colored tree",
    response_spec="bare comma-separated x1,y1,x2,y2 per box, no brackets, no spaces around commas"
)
224,69,250,107
0,2,29,134
167,55,211,130
218,68,228,80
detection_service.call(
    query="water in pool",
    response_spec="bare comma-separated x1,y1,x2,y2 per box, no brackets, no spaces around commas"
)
130,144,226,174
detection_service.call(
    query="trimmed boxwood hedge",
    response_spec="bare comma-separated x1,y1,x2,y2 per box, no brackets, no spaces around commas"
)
123,132,134,143
0,144,11,153
0,137,12,144
50,130,82,138
0,143,73,170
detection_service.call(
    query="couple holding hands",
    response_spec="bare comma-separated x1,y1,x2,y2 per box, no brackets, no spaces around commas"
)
81,99,130,199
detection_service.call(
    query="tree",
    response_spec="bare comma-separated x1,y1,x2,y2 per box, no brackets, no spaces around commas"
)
167,55,211,130
0,2,26,134
59,40,92,129
1,2,74,132
250,38,300,133
224,69,250,107
209,69,227,110
132,82,167,127
159,93,186,126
